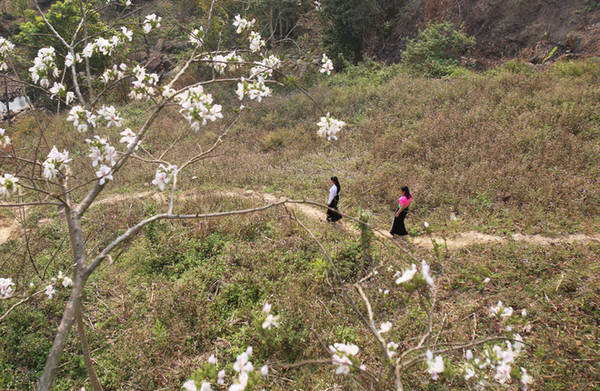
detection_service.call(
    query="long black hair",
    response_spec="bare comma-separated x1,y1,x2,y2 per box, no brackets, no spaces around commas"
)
401,186,411,199
331,176,341,195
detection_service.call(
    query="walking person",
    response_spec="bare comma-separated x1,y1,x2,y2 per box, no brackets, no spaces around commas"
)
390,186,412,236
326,176,342,222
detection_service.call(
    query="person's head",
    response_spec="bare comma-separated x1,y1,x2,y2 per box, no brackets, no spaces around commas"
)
330,176,341,193
401,186,411,199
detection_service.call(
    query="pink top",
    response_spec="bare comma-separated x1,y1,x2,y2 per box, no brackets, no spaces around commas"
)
398,195,412,208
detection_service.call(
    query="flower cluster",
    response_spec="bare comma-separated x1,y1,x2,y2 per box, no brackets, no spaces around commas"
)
0,128,11,148
119,128,139,150
96,105,124,128
129,65,159,100
320,54,333,75
235,77,271,102
182,347,269,391
66,105,96,133
29,47,59,88
0,173,18,199
175,86,223,130
316,113,345,141
426,350,444,380
489,301,513,318
248,31,265,53
460,303,532,389
65,51,82,68
394,260,435,288
101,63,127,84
143,13,161,34
0,277,15,299
0,37,14,71
49,82,75,104
189,27,204,46
43,147,71,180
233,15,256,34
152,164,177,191
329,343,361,375
250,54,281,78
261,302,279,330
204,52,244,74
45,271,73,299
86,136,116,184
82,36,120,59
314,1,322,11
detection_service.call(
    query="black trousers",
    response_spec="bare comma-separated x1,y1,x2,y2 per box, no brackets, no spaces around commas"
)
390,208,408,236
326,196,342,222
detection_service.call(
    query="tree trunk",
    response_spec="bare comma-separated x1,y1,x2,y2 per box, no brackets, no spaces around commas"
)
76,303,103,391
37,275,84,391
38,210,88,391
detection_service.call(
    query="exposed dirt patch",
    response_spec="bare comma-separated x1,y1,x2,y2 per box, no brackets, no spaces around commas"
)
2,188,599,249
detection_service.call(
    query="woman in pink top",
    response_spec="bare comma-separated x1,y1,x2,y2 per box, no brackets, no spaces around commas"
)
390,186,412,236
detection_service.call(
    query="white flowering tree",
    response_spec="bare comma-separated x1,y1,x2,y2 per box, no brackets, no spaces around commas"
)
180,218,534,391
0,1,342,390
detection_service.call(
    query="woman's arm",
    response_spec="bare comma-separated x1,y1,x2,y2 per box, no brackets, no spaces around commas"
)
328,185,336,205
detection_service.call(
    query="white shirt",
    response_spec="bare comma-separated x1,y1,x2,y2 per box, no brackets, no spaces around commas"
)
328,184,338,204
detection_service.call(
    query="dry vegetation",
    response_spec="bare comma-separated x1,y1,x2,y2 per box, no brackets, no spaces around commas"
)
1,59,600,390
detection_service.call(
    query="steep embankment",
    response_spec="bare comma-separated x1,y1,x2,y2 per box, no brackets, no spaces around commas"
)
379,0,600,63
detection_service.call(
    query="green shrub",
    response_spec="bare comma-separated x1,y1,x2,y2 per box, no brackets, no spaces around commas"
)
402,22,475,78
552,59,600,78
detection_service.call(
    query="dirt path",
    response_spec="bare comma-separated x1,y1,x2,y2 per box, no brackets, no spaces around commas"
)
1,188,599,249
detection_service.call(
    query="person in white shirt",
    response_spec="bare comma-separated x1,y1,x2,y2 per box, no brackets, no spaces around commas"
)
326,176,342,222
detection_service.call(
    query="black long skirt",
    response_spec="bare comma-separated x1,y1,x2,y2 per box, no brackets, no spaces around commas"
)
326,196,342,222
390,208,408,236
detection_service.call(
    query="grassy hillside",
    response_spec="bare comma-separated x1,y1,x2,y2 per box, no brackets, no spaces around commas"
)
1,59,600,390
189,59,600,237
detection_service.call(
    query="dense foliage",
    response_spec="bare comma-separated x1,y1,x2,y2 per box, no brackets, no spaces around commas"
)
402,21,475,77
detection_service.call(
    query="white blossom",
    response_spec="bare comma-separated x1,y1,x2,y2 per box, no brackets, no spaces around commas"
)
232,350,253,373
489,301,514,318
0,128,11,148
313,1,322,11
262,314,279,330
190,28,204,46
520,367,533,390
120,26,133,41
175,85,223,130
316,113,345,141
119,128,139,150
182,380,197,391
97,105,123,128
199,382,211,391
395,263,417,284
96,164,113,185
0,173,19,199
143,14,161,34
233,15,256,34
378,321,392,334
45,284,56,299
29,47,58,87
208,354,217,364
67,105,96,133
217,370,226,385
494,362,511,384
320,54,333,75
0,37,15,71
62,277,73,288
235,77,271,102
263,302,272,315
152,164,177,191
260,365,268,376
0,277,15,299
43,146,71,180
421,260,435,288
426,350,444,380
248,31,265,53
